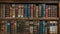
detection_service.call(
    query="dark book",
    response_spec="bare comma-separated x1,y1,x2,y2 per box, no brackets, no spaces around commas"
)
24,4,28,17
48,5,57,18
27,4,30,18
5,4,10,18
15,4,18,17
17,20,25,34
10,20,15,34
39,20,46,34
7,20,10,34
39,4,42,17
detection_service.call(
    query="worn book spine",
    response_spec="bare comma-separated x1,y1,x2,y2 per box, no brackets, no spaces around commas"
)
30,4,34,18
36,6,39,18
24,4,28,17
7,20,10,34
21,4,24,18
5,4,10,18
10,20,15,34
39,4,42,17
27,4,30,18
46,5,48,18
12,4,15,18
1,4,5,18
15,5,18,18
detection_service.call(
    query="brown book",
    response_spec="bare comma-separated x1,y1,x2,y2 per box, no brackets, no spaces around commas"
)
10,6,13,18
21,4,24,18
18,4,21,17
29,26,33,34
10,20,15,34
36,6,39,18
5,4,10,18
12,4,15,18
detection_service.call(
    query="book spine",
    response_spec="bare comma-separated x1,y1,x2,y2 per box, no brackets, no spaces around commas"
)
42,4,46,17
27,4,30,18
36,6,39,18
14,21,17,34
5,4,10,18
33,4,36,17
30,26,33,34
33,21,39,34
24,21,29,34
48,5,51,18
2,4,5,18
10,20,15,34
49,21,58,34
39,20,46,34
10,5,12,18
30,4,34,18
4,21,7,34
21,4,24,18
46,5,48,18
15,5,18,18
12,4,15,18
24,4,27,17
18,4,21,17
39,4,42,17
7,20,10,34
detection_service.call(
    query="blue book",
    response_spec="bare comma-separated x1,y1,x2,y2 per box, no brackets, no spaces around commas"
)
27,4,30,18
7,20,10,34
42,4,46,17
24,4,28,17
39,4,42,17
39,20,46,34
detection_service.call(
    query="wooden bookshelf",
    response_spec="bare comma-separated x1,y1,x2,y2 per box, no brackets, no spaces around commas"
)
0,0,59,34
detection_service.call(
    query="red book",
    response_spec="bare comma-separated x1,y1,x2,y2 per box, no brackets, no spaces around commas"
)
10,20,15,34
30,4,34,18
46,7,48,18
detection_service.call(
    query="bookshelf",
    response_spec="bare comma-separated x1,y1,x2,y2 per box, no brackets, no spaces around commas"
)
0,0,59,34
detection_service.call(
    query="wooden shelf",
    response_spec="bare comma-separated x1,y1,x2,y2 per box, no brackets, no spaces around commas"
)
0,1,58,3
0,17,59,20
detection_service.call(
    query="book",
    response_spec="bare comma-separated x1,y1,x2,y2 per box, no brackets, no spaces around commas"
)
7,20,10,34
42,4,46,17
39,4,42,17
45,5,49,18
17,20,24,33
36,6,39,18
5,4,10,18
48,21,58,34
27,4,30,18
11,4,15,18
21,4,24,18
1,4,5,18
24,4,28,17
48,5,57,18
30,4,34,18
39,20,46,34
10,20,15,34
29,26,33,34
15,4,18,17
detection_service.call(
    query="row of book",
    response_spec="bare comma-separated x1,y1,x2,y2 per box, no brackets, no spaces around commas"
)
0,4,58,18
0,20,58,34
